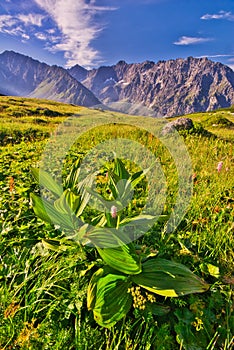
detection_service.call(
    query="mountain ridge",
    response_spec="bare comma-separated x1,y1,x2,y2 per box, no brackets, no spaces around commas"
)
0,50,234,117
69,57,234,117
0,50,100,107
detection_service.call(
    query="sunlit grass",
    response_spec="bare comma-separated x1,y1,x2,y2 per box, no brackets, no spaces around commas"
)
0,97,233,349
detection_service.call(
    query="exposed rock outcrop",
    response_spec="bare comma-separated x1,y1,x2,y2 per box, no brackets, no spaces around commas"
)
161,118,194,135
69,57,234,117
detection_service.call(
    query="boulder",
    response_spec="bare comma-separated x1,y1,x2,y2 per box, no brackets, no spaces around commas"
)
162,117,194,135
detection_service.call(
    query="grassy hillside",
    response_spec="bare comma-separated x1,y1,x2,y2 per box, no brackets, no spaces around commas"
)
0,96,86,145
1,96,234,143
0,96,233,349
177,108,234,141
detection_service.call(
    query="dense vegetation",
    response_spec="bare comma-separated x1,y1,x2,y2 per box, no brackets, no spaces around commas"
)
0,96,233,349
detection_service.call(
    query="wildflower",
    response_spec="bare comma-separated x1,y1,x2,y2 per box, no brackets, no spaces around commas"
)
192,317,204,331
129,286,148,310
9,176,15,193
4,302,20,318
191,173,197,181
110,205,117,218
217,161,223,173
16,319,38,346
146,292,156,303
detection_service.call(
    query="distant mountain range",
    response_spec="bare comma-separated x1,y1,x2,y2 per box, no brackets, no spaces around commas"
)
1,50,234,117
0,50,99,107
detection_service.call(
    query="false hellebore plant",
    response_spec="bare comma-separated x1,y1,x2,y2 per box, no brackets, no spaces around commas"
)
30,157,209,328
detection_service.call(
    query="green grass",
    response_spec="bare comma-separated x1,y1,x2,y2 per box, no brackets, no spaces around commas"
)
0,96,233,349
172,107,234,141
0,96,85,145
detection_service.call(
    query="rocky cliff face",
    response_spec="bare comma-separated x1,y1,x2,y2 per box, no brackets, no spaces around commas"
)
1,51,234,116
69,57,234,116
0,51,100,107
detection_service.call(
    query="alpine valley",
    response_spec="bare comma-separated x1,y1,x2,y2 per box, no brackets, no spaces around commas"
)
0,50,234,117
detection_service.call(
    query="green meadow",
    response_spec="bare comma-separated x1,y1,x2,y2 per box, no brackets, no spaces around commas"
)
0,96,233,349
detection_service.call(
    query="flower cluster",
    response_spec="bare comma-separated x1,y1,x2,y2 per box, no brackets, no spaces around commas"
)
110,205,117,218
146,292,156,304
128,286,156,310
192,316,204,331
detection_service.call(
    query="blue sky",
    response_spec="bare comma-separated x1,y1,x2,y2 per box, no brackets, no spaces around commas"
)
0,0,233,70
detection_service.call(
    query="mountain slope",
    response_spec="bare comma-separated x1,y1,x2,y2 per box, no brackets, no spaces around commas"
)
1,51,234,116
0,51,100,107
69,57,234,117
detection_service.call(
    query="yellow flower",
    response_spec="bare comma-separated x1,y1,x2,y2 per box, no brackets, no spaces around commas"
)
192,317,204,331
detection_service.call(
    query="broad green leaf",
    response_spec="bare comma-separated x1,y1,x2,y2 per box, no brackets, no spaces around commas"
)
87,228,126,247
114,158,130,180
41,239,72,252
31,168,63,197
54,189,81,215
30,193,53,224
108,171,119,199
87,268,104,311
117,178,130,196
30,193,75,230
85,187,110,208
132,258,209,297
87,228,142,275
129,170,147,188
76,174,93,215
87,267,132,328
207,264,220,278
76,192,91,217
65,189,81,215
66,223,90,242
119,214,156,227
65,158,81,189
144,303,170,316
97,247,141,275
91,213,107,227
200,263,220,278
106,174,134,206
116,179,134,205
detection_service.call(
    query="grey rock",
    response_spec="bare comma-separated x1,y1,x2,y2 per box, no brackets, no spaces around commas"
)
70,57,234,117
161,118,194,135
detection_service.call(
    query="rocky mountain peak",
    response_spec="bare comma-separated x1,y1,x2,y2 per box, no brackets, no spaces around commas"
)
0,50,100,107
0,50,233,116
69,56,234,116
68,64,88,82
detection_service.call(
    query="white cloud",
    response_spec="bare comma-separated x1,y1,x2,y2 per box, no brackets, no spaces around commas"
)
0,15,23,37
35,32,48,40
17,13,45,26
227,64,234,71
198,54,234,59
46,28,56,34
196,54,234,70
22,33,30,40
0,13,45,41
226,58,234,70
33,0,117,68
174,36,213,46
201,11,234,21
0,15,18,30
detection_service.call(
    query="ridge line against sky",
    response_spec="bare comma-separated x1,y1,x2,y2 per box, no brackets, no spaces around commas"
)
0,0,233,70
